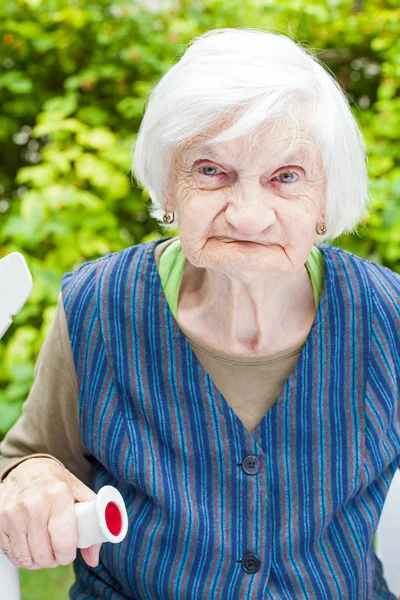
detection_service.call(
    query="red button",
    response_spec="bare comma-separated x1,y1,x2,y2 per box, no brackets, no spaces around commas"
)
105,501,122,536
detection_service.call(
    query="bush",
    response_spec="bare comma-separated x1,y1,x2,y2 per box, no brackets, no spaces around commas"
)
1,0,398,595
2,0,399,436
1,0,400,472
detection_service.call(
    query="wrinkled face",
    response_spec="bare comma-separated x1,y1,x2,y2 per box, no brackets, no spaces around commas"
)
164,120,326,274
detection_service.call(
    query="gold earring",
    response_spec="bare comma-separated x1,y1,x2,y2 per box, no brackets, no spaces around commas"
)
316,214,327,235
163,211,175,224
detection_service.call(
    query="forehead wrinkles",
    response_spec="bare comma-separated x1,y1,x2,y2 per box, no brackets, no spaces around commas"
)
177,125,320,168
181,142,318,170
250,126,318,163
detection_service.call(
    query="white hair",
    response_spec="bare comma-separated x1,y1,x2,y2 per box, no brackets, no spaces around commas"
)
131,28,371,244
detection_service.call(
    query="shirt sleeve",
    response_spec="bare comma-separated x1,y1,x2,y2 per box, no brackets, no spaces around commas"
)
0,292,94,489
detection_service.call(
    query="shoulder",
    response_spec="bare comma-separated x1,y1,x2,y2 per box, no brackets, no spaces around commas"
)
319,243,400,327
61,240,157,289
359,255,400,341
61,237,175,304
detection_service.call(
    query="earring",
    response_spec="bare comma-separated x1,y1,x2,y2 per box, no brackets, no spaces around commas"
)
316,214,327,235
163,211,175,224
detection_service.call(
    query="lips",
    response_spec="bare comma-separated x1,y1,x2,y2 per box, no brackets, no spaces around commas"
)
228,240,274,246
213,237,276,246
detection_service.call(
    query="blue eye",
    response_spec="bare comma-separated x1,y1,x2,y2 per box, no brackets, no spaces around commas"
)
198,165,299,182
277,171,299,184
200,165,221,176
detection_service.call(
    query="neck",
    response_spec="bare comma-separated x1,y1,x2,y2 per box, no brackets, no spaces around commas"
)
177,260,316,356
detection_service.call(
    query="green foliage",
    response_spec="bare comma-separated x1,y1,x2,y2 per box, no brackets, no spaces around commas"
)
0,0,398,435
20,563,74,600
1,0,398,595
0,0,181,439
1,0,399,438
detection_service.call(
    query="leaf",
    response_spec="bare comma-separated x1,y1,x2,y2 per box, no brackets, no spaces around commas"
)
16,164,57,187
42,93,78,119
32,118,86,137
77,106,109,126
76,127,116,149
116,97,145,119
0,71,33,94
0,399,22,436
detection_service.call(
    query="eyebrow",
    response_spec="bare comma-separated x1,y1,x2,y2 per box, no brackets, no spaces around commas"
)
186,144,313,165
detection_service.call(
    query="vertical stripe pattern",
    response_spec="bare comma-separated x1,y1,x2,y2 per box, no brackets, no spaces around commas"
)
61,239,400,599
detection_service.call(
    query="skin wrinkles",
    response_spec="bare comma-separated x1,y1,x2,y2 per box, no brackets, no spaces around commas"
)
163,120,327,356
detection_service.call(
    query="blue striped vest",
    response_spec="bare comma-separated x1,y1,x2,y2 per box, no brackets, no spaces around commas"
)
61,238,400,599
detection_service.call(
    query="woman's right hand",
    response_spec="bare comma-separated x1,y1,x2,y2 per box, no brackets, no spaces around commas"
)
0,457,102,570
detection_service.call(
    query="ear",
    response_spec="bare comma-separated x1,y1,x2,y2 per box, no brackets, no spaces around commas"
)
319,199,327,221
162,180,176,213
162,196,175,214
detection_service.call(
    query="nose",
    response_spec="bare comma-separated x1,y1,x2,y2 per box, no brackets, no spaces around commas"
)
223,188,277,236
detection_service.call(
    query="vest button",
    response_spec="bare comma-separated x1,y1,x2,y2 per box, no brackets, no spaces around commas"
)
242,454,261,475
241,552,261,573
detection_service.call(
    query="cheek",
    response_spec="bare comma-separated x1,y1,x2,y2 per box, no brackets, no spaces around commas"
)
281,208,316,242
178,200,227,264
174,182,193,210
180,193,225,228
284,189,320,222
293,223,318,253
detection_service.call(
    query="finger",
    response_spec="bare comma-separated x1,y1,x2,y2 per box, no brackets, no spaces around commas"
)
47,493,78,566
81,543,102,567
7,508,34,569
26,511,59,569
63,469,96,503
0,531,17,565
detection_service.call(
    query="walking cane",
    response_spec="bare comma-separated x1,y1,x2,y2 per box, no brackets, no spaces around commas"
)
0,253,129,599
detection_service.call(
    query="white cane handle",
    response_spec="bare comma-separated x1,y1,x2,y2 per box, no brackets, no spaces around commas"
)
75,485,128,547
0,484,128,600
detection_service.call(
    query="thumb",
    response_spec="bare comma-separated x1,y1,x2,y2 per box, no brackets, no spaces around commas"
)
63,468,97,503
81,543,102,568
63,469,103,567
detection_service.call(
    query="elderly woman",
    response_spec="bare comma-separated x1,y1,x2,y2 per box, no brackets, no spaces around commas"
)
0,27,399,600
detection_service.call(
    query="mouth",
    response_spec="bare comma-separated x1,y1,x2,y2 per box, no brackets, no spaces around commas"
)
218,239,275,246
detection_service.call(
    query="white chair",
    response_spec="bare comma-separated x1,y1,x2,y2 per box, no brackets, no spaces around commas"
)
375,468,400,596
0,253,33,339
